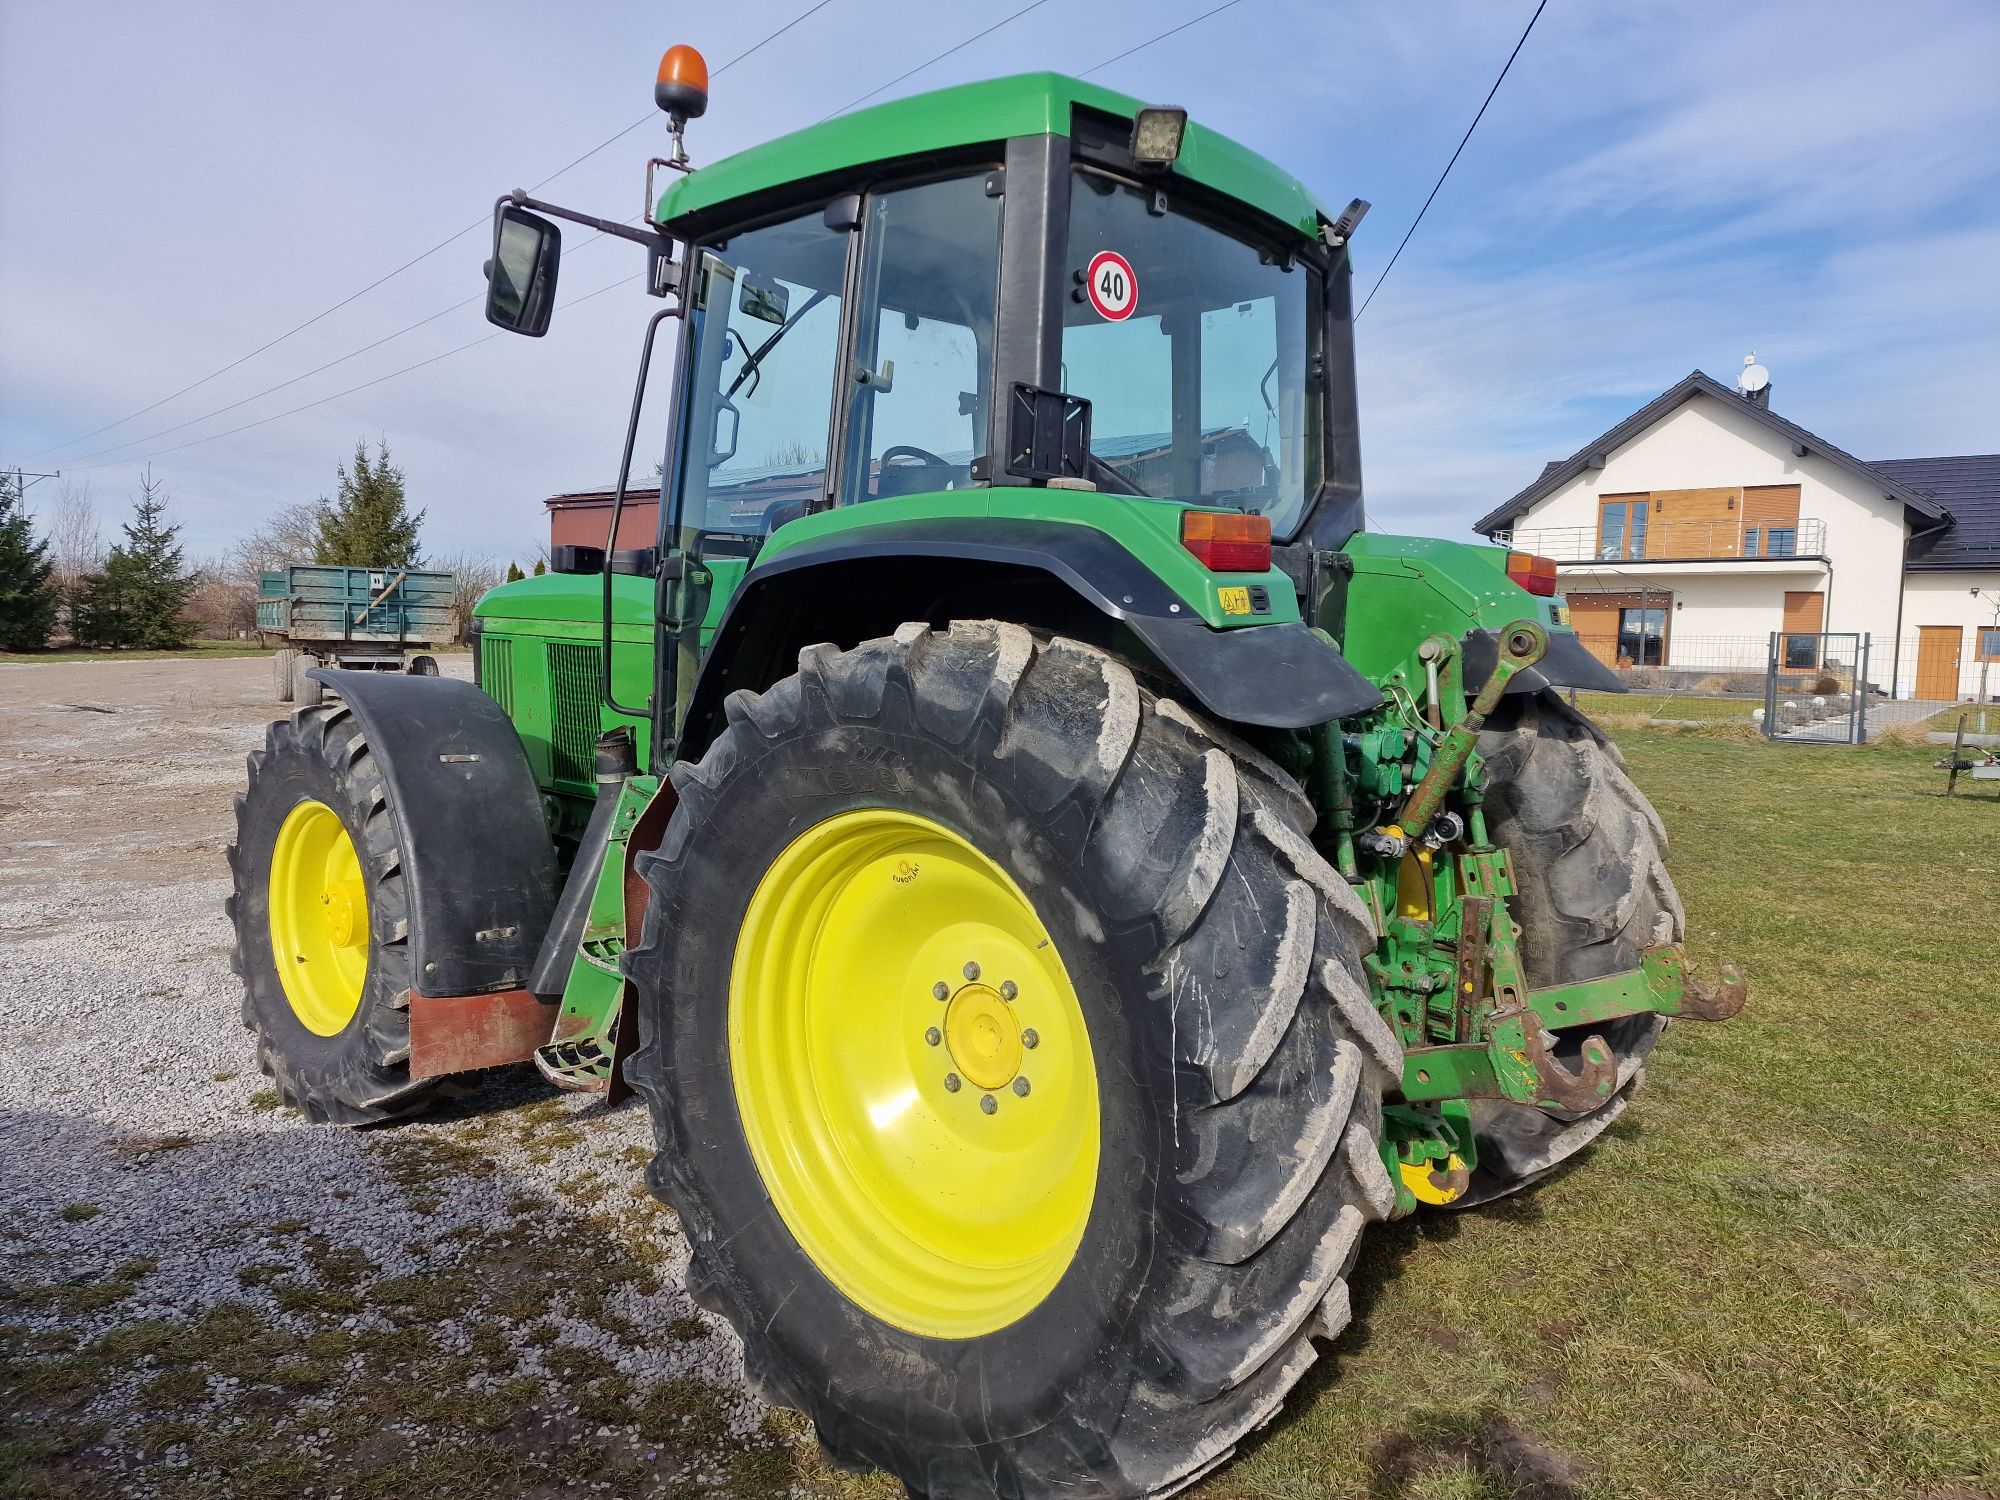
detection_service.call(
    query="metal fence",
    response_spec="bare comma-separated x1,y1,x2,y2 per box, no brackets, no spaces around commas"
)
1763,633,1869,744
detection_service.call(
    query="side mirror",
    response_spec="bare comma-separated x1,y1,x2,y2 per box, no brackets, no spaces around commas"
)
485,205,562,336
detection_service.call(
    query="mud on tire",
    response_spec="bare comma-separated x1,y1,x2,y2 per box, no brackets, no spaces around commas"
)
1463,691,1684,1203
625,622,1404,1499
226,701,437,1125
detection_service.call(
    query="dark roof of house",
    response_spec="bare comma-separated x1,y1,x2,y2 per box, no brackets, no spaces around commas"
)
1472,369,1952,535
1870,454,2000,571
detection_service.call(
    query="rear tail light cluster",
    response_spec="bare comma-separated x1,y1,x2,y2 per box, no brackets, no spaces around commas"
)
1506,551,1559,597
1181,510,1272,572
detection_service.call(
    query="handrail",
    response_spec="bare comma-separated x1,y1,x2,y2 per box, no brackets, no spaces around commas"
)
1498,516,1826,562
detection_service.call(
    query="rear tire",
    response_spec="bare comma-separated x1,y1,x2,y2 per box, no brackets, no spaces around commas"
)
626,623,1401,1499
407,654,439,676
272,648,296,704
226,701,438,1125
1462,692,1683,1202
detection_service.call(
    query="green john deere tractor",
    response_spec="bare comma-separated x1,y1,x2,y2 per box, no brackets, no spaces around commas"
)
228,56,1747,1499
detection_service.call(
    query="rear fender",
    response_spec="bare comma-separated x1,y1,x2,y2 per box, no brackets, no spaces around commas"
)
1339,534,1622,695
676,518,1383,759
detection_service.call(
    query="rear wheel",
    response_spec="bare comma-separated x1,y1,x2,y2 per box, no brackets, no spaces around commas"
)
226,701,437,1124
626,623,1401,1499
407,654,439,676
292,654,324,707
272,648,296,704
1462,692,1682,1202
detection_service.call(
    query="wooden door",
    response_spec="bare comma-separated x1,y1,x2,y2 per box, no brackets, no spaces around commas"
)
1567,594,1623,666
1780,591,1824,670
1916,626,1962,700
1648,486,1741,558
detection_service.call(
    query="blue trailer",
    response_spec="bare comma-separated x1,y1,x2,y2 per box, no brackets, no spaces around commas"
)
258,565,457,704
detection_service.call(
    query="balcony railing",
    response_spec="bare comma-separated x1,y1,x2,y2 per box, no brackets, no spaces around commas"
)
1497,516,1826,563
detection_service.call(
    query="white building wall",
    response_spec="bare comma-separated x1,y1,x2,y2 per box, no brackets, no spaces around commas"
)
1897,571,2000,698
1509,390,1916,678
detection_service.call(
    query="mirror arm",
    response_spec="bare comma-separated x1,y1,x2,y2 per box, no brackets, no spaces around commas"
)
501,191,676,261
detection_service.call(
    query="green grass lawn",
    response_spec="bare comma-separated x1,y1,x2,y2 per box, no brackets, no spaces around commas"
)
798,731,1999,1500
1572,689,1759,725
1213,731,2000,1499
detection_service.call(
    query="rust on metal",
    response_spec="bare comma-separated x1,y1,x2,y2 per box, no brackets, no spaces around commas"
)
1452,893,1493,1042
1676,956,1749,1022
408,987,558,1079
1512,1004,1617,1111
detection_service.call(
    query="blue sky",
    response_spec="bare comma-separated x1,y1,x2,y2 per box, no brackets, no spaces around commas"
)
2,0,1995,565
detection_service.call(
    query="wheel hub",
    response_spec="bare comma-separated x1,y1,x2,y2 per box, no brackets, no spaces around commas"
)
322,878,367,949
268,799,369,1037
729,808,1099,1339
943,982,1021,1091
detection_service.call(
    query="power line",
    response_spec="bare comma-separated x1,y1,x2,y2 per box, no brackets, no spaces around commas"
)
819,0,1053,121
58,0,1253,475
1080,0,1246,77
26,0,843,461
1357,0,1549,318
67,275,639,475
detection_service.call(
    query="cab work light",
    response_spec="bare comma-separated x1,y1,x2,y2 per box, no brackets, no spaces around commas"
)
1182,510,1271,572
1506,551,1560,596
1131,105,1188,168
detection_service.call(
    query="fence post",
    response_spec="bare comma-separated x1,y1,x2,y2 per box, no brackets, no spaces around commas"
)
1763,632,1778,739
1857,636,1870,744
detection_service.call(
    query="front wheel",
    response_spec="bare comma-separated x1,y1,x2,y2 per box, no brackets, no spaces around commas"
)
626,623,1402,1499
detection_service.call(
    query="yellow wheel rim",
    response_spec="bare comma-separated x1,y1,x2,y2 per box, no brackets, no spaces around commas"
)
1400,1152,1470,1206
730,809,1099,1340
268,799,370,1037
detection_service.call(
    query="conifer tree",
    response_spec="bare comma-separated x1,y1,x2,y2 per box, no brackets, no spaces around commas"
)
0,470,57,651
71,469,196,649
505,561,526,583
315,440,424,566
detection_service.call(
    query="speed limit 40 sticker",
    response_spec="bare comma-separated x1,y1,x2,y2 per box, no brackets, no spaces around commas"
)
1084,250,1138,321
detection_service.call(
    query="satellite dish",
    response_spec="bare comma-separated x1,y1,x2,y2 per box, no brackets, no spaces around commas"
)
1739,361,1770,394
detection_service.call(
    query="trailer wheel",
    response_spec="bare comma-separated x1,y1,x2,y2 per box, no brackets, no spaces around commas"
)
406,654,439,676
225,701,438,1124
1462,692,1683,1203
292,654,324,707
272,648,296,704
627,623,1400,1499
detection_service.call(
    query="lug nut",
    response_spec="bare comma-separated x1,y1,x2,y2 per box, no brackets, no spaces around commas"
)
999,980,1017,1001
979,1094,998,1115
962,961,981,981
1012,1077,1031,1097
924,1027,941,1047
1021,1029,1039,1049
944,1073,961,1092
932,981,950,1001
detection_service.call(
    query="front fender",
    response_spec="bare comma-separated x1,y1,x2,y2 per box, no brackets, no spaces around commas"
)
308,670,558,996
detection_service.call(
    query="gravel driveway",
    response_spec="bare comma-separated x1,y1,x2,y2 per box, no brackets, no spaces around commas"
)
0,655,804,1499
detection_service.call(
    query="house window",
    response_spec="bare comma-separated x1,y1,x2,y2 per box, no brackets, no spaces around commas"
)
1979,627,2000,662
1597,496,1648,560
1617,606,1667,666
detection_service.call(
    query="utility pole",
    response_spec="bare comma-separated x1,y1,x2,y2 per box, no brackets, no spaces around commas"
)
5,468,61,492
1973,588,2000,732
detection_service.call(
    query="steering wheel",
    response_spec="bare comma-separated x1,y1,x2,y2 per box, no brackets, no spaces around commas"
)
880,444,949,468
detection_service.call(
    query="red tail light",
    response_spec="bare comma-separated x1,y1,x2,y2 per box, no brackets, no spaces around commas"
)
1506,551,1559,597
1182,510,1272,572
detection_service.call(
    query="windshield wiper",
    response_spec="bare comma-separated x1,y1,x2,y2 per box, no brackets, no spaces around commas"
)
724,289,829,401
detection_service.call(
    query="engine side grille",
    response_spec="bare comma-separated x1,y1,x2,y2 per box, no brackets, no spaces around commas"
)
547,641,603,788
479,635,514,716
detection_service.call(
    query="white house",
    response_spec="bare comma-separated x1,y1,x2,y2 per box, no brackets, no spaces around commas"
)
1473,368,2000,701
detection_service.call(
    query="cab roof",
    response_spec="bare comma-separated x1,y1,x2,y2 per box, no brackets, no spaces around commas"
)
656,71,1329,241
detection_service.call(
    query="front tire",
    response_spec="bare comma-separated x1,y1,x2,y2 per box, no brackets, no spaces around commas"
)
1462,693,1683,1202
626,623,1402,1499
226,701,438,1124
